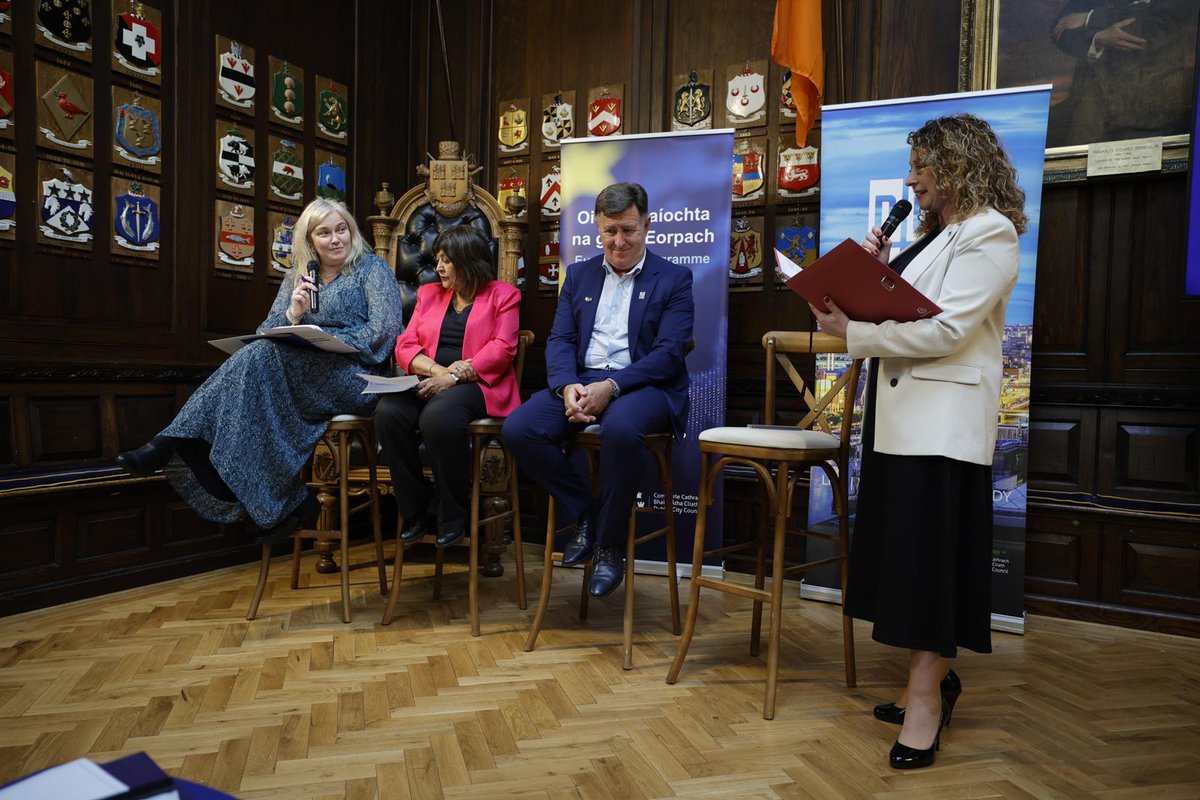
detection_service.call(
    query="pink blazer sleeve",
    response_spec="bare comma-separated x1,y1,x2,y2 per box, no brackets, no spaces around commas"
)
465,281,521,386
393,283,448,372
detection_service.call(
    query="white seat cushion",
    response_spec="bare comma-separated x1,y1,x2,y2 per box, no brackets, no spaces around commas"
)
698,426,839,450
331,414,371,423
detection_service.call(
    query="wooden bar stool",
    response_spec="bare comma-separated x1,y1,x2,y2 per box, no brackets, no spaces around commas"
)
666,331,860,718
524,428,681,670
381,330,533,635
247,415,387,623
380,416,528,634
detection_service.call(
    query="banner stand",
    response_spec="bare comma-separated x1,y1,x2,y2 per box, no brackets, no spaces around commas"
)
559,129,735,572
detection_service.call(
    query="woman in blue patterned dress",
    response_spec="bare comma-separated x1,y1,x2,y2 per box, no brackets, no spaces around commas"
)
116,198,403,541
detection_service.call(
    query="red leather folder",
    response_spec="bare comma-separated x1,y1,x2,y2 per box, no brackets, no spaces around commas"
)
776,238,942,324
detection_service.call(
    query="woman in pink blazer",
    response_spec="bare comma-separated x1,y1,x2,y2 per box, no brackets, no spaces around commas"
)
374,225,521,549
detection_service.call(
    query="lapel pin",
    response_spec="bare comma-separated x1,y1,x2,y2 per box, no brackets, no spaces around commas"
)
638,291,645,299
584,296,593,302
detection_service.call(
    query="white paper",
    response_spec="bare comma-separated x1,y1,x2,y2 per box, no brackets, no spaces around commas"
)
357,373,420,394
209,324,359,355
0,758,128,799
774,248,802,279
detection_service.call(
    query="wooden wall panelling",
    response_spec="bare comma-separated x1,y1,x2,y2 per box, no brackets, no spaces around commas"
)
635,0,670,133
1024,509,1101,601
0,0,180,366
876,0,960,100
1107,174,1200,385
1030,185,1106,385
0,396,11,466
2,515,59,576
1100,518,1200,618
350,2,408,224
113,392,176,452
1098,407,1200,505
0,484,261,615
28,394,102,462
402,0,491,196
1027,404,1097,493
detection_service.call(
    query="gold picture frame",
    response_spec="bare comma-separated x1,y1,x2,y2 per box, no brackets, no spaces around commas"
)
960,0,1196,181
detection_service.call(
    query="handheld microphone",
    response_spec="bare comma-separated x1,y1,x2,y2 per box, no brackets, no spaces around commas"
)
306,260,320,314
879,199,913,240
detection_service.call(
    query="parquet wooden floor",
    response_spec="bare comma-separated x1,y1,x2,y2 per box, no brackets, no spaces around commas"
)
1,543,1198,799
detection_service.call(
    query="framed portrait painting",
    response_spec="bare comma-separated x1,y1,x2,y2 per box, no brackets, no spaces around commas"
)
962,0,1199,172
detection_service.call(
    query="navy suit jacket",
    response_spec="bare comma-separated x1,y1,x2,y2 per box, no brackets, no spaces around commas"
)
545,249,694,435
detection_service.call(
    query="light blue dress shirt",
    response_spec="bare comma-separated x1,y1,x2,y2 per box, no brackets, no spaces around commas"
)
584,253,646,371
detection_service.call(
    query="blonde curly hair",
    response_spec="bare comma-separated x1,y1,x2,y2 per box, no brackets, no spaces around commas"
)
907,113,1028,237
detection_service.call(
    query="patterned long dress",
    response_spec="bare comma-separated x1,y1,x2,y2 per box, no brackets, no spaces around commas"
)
161,253,403,529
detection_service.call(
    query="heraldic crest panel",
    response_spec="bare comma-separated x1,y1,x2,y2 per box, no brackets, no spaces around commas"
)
369,141,527,320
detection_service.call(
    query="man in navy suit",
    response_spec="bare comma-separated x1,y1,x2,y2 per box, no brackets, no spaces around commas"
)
503,182,694,598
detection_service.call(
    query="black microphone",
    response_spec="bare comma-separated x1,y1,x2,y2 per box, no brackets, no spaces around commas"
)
879,198,913,240
306,260,320,314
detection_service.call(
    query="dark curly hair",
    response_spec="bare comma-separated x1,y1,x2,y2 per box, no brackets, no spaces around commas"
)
908,113,1028,236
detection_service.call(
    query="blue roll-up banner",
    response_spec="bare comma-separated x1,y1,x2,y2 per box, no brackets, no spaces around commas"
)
559,129,734,574
805,87,1051,633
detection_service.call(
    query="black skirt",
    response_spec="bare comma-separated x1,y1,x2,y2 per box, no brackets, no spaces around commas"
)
843,359,994,658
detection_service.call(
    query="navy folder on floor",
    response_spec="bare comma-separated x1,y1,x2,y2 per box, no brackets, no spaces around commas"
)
0,753,235,799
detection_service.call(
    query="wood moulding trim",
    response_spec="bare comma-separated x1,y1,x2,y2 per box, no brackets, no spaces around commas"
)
1031,384,1200,408
0,366,216,383
1025,593,1199,638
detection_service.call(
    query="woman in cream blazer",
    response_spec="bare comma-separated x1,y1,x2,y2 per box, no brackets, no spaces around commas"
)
810,114,1027,771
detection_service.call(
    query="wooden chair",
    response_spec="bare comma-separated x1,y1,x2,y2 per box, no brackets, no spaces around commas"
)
381,330,534,635
246,416,387,623
666,331,860,719
523,429,682,670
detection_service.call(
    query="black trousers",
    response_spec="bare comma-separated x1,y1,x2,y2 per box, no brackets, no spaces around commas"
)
373,383,486,533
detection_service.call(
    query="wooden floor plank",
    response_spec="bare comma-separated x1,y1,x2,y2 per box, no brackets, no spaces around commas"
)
0,543,1197,798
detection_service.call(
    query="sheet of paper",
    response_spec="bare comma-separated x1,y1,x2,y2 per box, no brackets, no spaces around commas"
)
357,373,420,394
774,248,802,279
0,758,128,800
208,324,358,355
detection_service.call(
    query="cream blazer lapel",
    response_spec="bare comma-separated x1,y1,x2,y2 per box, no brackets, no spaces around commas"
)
892,222,958,290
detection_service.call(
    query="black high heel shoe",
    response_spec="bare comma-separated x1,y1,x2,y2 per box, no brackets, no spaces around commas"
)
873,669,961,725
888,701,949,770
115,435,175,476
940,668,962,727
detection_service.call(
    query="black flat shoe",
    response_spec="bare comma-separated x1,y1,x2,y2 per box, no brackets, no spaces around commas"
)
587,547,625,598
399,514,436,544
889,701,948,770
874,669,962,726
256,491,319,545
561,513,596,567
435,527,466,549
115,435,174,476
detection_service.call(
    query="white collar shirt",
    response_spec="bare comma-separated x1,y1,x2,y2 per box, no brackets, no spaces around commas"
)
583,253,646,371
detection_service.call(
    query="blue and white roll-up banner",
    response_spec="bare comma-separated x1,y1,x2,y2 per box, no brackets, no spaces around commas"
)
559,129,734,574
805,87,1051,632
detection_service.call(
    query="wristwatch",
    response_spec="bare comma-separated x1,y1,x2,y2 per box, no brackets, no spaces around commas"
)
606,377,621,398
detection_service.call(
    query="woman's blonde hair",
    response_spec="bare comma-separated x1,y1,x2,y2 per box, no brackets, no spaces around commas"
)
289,198,371,286
907,113,1028,236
